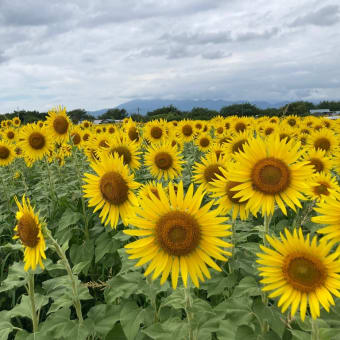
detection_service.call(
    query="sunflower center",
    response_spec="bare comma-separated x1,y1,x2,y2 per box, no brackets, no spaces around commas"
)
29,132,46,150
149,187,160,199
128,127,139,141
226,181,247,204
200,137,210,147
301,129,310,134
235,122,246,132
182,124,193,136
0,146,10,159
265,127,274,135
288,119,296,127
156,211,201,256
284,256,326,292
216,127,224,134
7,131,15,139
195,123,202,129
309,158,324,173
232,139,247,154
155,152,173,170
53,116,69,134
204,164,224,183
151,126,163,139
71,133,81,145
17,214,39,248
251,158,290,194
108,127,115,134
99,140,109,148
314,138,330,152
313,182,330,196
100,172,129,205
83,133,90,141
84,122,90,128
279,133,290,142
215,150,222,160
225,122,230,129
110,146,132,165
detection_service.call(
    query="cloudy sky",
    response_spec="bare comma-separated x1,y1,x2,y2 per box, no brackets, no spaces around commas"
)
0,0,339,113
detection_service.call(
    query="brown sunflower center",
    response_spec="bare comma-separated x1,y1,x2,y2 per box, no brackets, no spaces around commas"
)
154,152,173,170
149,187,160,199
182,124,193,136
150,126,163,139
284,256,326,292
308,158,324,173
83,133,90,141
84,122,90,128
17,214,40,248
265,127,274,136
71,133,81,145
199,137,210,148
195,123,202,129
226,181,247,204
99,140,109,148
314,138,330,152
232,139,247,154
288,119,296,127
156,211,201,256
204,164,224,183
251,157,290,194
301,129,310,134
108,127,115,134
216,127,224,134
110,146,132,165
29,132,46,150
7,131,15,139
128,127,139,141
235,122,246,132
279,133,290,142
225,122,230,130
53,116,69,134
0,146,10,159
215,150,222,160
100,171,129,205
313,182,330,196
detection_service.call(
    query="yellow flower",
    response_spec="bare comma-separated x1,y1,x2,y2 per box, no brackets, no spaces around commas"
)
45,106,71,143
0,141,16,166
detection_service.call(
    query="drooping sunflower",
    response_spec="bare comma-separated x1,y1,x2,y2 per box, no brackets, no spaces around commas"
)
0,140,16,166
301,148,333,174
83,153,140,228
308,128,338,155
124,181,232,288
305,172,340,202
210,166,250,221
228,135,314,216
18,123,53,162
13,195,46,271
257,228,340,320
144,142,184,181
45,106,71,143
192,152,227,191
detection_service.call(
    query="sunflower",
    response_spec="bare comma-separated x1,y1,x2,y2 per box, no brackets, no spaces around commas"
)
209,144,228,161
195,133,213,152
284,115,300,128
3,128,16,142
0,140,16,166
210,166,250,221
179,120,195,142
12,117,21,127
228,135,313,216
13,195,46,271
232,117,249,134
124,181,232,288
225,131,251,156
257,228,340,320
81,120,92,129
45,106,71,143
18,123,53,162
308,128,338,155
192,152,227,191
144,120,167,144
138,181,164,201
260,123,277,137
305,172,340,202
125,119,140,144
144,142,184,181
302,148,333,174
83,153,140,228
70,126,83,148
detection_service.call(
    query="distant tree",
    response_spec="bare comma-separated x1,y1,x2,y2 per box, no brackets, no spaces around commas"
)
186,107,218,120
130,113,146,122
316,101,340,111
147,105,182,118
68,109,94,124
99,108,128,120
284,101,315,116
220,103,260,117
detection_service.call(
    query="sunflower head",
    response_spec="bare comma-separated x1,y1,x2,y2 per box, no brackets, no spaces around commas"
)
46,106,71,142
0,141,16,166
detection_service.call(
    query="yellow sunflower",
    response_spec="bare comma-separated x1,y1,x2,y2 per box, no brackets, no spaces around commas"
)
125,118,141,144
12,116,21,127
13,195,46,271
257,228,340,320
225,131,251,156
179,120,195,142
81,120,92,129
305,172,340,202
0,141,16,166
302,148,333,174
195,133,213,152
18,123,53,162
144,142,184,181
144,120,167,144
45,106,71,143
308,128,338,155
138,181,165,201
3,128,16,142
124,181,232,288
83,153,140,228
70,126,83,148
228,135,313,216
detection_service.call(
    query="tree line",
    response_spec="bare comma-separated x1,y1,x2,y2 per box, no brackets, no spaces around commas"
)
1,101,340,124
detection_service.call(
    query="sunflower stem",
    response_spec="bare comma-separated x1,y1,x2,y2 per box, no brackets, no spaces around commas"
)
184,286,196,340
146,275,159,322
45,158,58,203
263,214,272,247
229,220,237,273
311,318,319,340
45,229,84,323
27,272,39,334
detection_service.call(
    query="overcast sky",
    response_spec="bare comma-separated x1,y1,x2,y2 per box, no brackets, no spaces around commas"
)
0,0,339,113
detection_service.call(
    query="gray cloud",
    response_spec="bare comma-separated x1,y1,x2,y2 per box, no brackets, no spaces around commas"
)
235,27,280,42
290,5,340,27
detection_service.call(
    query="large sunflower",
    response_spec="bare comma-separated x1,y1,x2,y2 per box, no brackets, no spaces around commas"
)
308,128,338,155
0,140,16,166
228,135,313,216
305,172,340,202
13,195,46,271
124,181,232,288
144,142,184,181
83,153,140,228
257,228,340,320
45,106,71,143
18,123,53,162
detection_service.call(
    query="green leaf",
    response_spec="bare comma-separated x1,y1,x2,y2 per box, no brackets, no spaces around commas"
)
233,276,261,298
160,288,186,310
235,325,255,339
69,240,94,275
290,329,311,340
0,262,26,293
142,318,187,340
0,311,13,340
95,231,120,263
216,320,237,339
10,294,49,318
120,301,145,340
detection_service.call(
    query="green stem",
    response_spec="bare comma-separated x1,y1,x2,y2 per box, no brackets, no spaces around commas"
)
229,220,236,273
146,276,159,322
0,173,10,211
184,286,195,340
311,319,319,340
263,214,272,247
45,229,84,323
27,273,38,334
45,158,58,203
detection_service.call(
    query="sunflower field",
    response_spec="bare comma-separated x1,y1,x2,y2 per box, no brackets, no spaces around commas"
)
2,109,340,340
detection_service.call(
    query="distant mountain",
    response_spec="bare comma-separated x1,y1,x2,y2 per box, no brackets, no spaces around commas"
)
87,99,290,117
